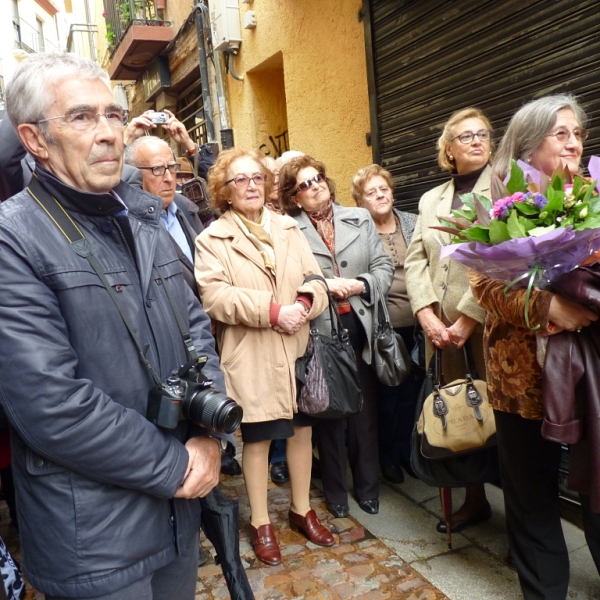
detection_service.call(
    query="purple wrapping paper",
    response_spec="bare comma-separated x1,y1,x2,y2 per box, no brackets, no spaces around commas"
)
439,227,600,288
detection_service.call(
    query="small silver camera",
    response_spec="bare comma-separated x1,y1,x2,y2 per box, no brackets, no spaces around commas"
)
150,111,169,124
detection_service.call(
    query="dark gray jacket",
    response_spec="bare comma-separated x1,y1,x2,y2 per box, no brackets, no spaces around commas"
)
294,205,394,364
0,168,224,597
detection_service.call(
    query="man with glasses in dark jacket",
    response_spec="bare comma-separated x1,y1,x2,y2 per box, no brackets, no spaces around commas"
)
0,52,227,600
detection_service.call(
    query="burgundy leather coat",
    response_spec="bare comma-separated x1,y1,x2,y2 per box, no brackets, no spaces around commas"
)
542,264,600,511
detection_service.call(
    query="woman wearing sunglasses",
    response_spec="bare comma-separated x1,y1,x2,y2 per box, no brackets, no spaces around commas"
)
279,155,394,519
196,149,334,567
404,107,494,533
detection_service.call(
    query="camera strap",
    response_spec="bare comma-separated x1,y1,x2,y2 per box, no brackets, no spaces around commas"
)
27,175,198,385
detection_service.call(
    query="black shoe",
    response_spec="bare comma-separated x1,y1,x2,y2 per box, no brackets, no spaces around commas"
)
358,499,379,514
221,457,242,476
382,465,404,484
198,544,208,567
270,461,290,484
401,460,418,479
326,502,349,518
436,503,492,533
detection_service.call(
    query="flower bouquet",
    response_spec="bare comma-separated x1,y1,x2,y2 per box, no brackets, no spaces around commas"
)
432,157,600,330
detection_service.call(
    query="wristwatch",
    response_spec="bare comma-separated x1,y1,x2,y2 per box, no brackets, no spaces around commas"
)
207,434,228,453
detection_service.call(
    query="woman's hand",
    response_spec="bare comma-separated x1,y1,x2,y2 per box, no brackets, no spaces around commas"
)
325,277,364,300
417,307,452,349
446,315,478,349
274,304,307,334
546,294,598,333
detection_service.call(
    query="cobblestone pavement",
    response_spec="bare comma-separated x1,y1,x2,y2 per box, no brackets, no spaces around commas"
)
0,472,449,600
196,472,449,600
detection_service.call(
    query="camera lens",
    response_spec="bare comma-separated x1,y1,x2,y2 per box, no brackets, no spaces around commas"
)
182,388,243,434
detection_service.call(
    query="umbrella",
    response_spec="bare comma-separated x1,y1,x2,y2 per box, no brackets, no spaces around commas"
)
200,486,255,600
439,488,453,549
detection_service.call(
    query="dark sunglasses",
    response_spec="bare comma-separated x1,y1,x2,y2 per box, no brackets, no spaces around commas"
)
294,173,326,194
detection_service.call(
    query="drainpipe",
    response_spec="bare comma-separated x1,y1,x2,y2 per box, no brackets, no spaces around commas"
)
193,3,215,142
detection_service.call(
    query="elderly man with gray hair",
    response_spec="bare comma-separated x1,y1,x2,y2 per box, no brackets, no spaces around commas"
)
1,52,228,599
124,136,204,294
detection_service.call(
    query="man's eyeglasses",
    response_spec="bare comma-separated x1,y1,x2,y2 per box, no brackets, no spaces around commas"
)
546,128,589,143
451,129,493,144
294,173,326,194
225,174,266,188
32,108,129,131
138,163,181,177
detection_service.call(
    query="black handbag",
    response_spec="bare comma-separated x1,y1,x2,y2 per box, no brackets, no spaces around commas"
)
410,344,500,488
372,280,410,387
295,275,363,419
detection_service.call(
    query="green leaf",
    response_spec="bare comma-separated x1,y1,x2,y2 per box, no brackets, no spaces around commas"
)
514,202,539,215
528,224,556,237
488,220,510,244
451,208,475,222
473,194,492,212
544,188,564,214
474,195,491,226
464,226,490,244
458,193,476,211
505,160,527,194
507,210,526,238
519,217,536,233
574,215,600,230
550,172,564,192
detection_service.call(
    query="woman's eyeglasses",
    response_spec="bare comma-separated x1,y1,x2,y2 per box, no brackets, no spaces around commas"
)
225,174,266,188
546,128,589,143
451,129,493,144
294,173,326,194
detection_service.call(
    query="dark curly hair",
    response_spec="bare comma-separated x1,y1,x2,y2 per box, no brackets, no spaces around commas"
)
279,155,333,216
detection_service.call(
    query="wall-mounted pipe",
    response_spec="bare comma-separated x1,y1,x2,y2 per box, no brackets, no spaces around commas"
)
193,2,216,142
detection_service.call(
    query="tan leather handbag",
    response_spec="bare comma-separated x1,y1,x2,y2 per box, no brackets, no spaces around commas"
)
416,345,496,459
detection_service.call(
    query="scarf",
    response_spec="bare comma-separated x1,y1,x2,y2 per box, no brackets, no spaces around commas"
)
231,208,276,276
307,199,350,313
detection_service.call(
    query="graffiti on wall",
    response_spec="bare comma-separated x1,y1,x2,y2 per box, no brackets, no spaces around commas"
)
259,130,289,158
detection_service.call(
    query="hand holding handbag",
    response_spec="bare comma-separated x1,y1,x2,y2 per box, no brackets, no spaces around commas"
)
295,275,363,419
416,344,496,459
372,279,410,386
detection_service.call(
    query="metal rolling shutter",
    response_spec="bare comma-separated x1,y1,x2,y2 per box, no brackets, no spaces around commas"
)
364,0,600,211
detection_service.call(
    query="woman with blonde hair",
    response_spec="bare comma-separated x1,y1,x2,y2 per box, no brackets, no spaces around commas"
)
405,107,495,532
195,148,334,567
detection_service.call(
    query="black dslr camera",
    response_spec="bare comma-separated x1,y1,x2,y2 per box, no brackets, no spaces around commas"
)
147,356,242,434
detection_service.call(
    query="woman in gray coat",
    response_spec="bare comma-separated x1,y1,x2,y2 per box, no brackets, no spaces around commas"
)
279,155,393,518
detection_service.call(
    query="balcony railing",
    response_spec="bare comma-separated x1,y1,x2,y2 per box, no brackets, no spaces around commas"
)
103,0,174,80
103,0,168,54
67,23,99,62
13,17,60,54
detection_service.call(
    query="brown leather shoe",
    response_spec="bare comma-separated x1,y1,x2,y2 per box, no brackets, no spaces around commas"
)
289,508,335,547
250,523,282,566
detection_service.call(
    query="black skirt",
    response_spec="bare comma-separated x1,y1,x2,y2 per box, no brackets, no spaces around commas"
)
240,412,319,443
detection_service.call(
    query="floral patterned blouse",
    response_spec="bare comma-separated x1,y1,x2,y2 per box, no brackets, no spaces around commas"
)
469,271,554,420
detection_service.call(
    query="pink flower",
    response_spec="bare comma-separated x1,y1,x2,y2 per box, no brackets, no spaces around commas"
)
564,184,574,194
102,10,107,17
491,192,525,220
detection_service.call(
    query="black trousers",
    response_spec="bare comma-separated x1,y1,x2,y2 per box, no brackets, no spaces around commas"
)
377,325,422,469
495,410,600,600
315,311,379,505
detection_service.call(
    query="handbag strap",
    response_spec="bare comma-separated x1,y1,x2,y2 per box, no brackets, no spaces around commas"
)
432,338,484,426
302,274,348,343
